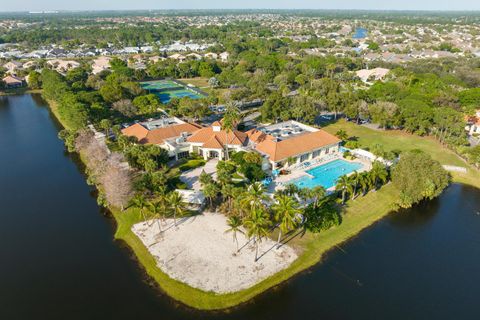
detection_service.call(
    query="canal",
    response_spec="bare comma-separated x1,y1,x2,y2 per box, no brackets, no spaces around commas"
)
1,94,480,319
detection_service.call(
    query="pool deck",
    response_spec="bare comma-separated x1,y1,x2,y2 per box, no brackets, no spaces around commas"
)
268,156,370,193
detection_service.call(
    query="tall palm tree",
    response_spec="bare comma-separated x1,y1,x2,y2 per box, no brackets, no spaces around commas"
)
131,194,148,221
336,175,351,204
167,191,186,227
221,183,236,211
272,194,301,249
370,161,388,190
243,208,271,262
99,119,112,140
240,182,268,215
222,102,241,161
225,215,244,253
305,185,327,209
147,199,164,233
358,172,370,196
349,171,360,199
203,181,219,207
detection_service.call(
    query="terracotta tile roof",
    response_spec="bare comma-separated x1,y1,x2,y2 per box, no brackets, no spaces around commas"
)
245,128,273,143
122,122,201,145
255,130,341,162
2,75,23,84
121,123,149,141
203,135,224,149
187,126,247,149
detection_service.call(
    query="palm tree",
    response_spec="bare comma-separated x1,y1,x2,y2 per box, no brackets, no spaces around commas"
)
222,102,241,161
131,194,149,221
240,182,268,215
147,199,164,233
309,186,326,208
225,215,244,253
349,171,360,199
335,129,348,141
370,161,388,190
221,183,236,211
282,183,300,197
243,208,271,262
358,172,370,196
99,119,112,140
167,191,186,227
272,194,301,249
336,175,351,204
203,181,219,207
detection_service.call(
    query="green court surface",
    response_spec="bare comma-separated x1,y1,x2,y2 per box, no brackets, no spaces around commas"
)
139,79,206,103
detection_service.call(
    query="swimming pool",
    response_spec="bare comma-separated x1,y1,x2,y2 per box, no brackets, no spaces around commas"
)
293,159,363,189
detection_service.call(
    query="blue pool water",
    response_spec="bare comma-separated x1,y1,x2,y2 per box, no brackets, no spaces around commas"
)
353,27,368,39
294,159,363,189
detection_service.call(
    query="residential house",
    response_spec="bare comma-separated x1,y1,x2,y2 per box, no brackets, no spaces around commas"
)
186,53,202,60
169,53,186,62
3,61,23,75
91,56,111,75
204,52,218,59
219,51,229,62
355,68,390,83
47,59,80,73
465,111,480,135
2,75,24,88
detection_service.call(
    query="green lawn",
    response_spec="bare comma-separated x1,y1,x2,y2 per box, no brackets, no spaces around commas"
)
179,77,210,88
323,119,480,188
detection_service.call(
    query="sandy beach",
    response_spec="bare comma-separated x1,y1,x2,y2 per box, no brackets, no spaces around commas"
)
132,212,298,294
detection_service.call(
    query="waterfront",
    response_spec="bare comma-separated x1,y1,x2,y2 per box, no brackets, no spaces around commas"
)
1,94,480,319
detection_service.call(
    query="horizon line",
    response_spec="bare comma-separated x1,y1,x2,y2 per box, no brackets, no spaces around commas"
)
2,8,480,13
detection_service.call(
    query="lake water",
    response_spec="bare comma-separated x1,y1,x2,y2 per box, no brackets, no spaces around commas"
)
1,94,480,319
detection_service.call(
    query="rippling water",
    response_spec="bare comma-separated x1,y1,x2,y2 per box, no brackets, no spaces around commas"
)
1,94,479,320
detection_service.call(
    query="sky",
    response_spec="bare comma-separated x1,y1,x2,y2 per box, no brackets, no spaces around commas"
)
1,0,480,12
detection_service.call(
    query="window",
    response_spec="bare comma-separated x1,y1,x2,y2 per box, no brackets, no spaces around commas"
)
300,153,309,162
325,148,330,154
177,151,189,159
312,150,321,158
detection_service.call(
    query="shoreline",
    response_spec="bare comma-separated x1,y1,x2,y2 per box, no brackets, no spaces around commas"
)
39,93,480,310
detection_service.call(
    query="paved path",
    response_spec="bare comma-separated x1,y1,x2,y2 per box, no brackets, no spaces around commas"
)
180,159,218,190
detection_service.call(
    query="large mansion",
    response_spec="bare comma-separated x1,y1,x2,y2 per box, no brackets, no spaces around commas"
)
122,118,341,170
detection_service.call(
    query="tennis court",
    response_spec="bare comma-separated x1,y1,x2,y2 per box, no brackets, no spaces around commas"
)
140,80,182,91
157,89,204,103
139,79,206,104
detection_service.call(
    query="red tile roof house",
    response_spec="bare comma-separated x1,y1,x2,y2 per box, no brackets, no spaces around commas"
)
246,121,341,171
121,118,201,160
2,75,25,88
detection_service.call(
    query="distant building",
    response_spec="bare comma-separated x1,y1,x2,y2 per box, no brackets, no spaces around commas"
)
3,61,23,75
91,56,111,75
2,75,24,88
219,51,229,62
355,68,390,83
465,110,480,135
47,59,80,73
